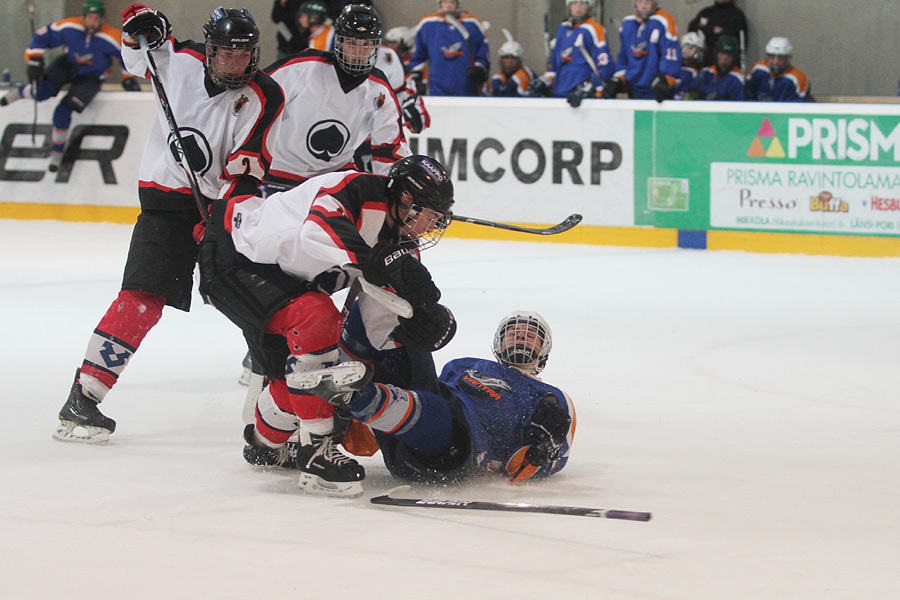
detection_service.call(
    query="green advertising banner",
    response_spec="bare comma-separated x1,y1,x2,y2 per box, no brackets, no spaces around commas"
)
635,109,900,237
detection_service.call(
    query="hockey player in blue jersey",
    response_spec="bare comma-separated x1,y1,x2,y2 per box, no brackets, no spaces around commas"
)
290,310,575,485
408,1,490,96
603,0,681,100
697,34,744,100
529,0,615,105
490,39,535,97
0,0,141,172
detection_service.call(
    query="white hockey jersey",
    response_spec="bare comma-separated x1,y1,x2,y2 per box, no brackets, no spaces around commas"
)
226,170,405,348
264,50,410,189
123,37,284,209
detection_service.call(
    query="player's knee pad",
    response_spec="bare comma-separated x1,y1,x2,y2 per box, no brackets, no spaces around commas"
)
254,381,299,445
266,292,343,355
61,93,87,113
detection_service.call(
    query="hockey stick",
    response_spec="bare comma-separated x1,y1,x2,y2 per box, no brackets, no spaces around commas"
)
451,213,582,236
138,35,209,222
371,486,652,521
739,30,748,80
574,33,601,80
27,0,37,145
542,13,551,67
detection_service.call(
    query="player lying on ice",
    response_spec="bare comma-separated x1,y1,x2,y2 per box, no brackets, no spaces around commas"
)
246,309,576,489
199,155,456,498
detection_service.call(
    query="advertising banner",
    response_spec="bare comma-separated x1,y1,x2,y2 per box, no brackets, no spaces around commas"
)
634,105,900,238
411,97,636,227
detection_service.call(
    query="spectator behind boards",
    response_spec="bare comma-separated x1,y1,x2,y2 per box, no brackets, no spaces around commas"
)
408,0,490,96
687,0,748,68
0,0,141,172
529,0,615,108
603,0,681,100
491,35,536,98
697,34,744,100
746,37,811,102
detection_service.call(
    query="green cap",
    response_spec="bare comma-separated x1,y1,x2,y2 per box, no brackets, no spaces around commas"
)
715,35,739,55
82,0,106,17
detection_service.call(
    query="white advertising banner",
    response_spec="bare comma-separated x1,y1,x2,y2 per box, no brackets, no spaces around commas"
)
0,92,153,207
710,161,900,235
410,97,636,227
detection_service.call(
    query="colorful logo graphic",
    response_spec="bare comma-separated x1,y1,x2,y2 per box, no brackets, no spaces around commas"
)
747,118,786,158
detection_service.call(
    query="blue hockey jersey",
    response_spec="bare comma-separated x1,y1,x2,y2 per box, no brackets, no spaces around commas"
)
408,11,490,96
26,17,128,80
547,18,615,97
745,61,810,102
376,357,575,483
698,65,745,100
614,9,681,99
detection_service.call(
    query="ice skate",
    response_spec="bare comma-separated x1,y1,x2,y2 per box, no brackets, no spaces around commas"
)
242,424,297,468
53,373,116,444
287,361,371,409
0,87,21,107
295,433,365,498
48,150,63,173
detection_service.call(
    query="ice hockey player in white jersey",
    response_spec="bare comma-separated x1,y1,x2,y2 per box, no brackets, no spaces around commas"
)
53,4,284,444
375,44,430,134
263,4,410,192
198,155,456,497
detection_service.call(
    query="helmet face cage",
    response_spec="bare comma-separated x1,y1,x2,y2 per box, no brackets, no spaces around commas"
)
387,155,454,250
492,311,553,376
635,0,659,19
334,5,383,77
203,7,261,90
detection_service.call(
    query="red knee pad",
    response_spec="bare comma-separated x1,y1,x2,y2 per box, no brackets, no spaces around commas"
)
266,292,343,355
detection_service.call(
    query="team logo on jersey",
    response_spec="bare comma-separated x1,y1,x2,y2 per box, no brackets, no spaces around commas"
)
441,41,465,60
631,41,649,59
233,95,249,116
74,53,95,66
307,119,351,162
166,127,213,176
459,369,511,401
374,93,385,110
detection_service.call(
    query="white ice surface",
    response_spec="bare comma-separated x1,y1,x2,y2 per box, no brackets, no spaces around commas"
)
2,219,899,599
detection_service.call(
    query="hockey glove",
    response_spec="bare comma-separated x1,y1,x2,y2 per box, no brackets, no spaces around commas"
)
26,56,44,84
390,303,456,351
528,75,552,97
601,76,624,99
566,80,596,108
466,65,488,86
522,393,571,467
650,73,673,104
121,4,172,50
121,77,142,92
363,243,440,307
401,95,430,134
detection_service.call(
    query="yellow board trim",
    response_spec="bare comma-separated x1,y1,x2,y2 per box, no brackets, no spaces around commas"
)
446,221,679,248
0,202,139,224
3,203,899,257
707,230,900,258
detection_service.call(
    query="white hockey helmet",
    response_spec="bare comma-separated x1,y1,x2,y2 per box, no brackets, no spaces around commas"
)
680,31,705,63
492,311,553,376
567,0,594,6
499,40,523,59
384,26,409,44
765,37,793,56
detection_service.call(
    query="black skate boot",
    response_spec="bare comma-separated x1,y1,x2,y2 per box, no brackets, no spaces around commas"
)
287,361,372,409
242,424,297,469
53,371,116,444
295,433,365,498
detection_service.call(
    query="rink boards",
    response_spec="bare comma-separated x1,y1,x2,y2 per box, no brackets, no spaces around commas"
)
1,92,899,257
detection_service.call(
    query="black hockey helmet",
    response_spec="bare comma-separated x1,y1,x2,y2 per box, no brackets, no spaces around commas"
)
203,7,261,90
386,155,454,249
334,4,383,76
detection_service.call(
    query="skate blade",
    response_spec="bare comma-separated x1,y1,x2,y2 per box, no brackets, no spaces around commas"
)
298,472,363,498
292,362,368,390
52,420,111,444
